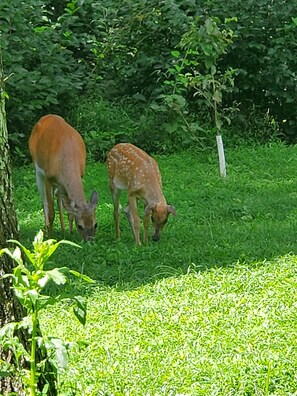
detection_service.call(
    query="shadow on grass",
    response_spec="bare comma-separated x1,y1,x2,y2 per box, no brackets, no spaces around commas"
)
15,145,297,297
19,206,297,300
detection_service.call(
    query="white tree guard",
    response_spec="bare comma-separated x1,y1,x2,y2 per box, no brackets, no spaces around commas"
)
216,134,226,177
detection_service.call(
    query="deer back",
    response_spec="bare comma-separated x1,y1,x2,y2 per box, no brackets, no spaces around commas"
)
29,114,98,240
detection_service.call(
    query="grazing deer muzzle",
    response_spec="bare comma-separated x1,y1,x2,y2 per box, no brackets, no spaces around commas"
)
29,114,99,241
145,203,176,242
62,191,99,241
106,143,176,245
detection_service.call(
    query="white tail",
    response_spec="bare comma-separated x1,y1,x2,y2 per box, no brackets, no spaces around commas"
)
29,114,99,241
106,143,176,245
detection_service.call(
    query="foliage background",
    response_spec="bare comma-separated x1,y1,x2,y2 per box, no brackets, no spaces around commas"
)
1,0,297,159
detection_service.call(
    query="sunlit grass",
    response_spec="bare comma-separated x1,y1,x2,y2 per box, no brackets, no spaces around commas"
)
13,142,297,395
42,256,297,395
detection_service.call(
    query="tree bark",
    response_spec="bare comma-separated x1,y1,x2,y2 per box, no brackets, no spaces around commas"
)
0,49,57,395
0,47,26,395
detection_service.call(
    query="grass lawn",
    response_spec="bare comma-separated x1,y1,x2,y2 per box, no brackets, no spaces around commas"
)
13,142,297,395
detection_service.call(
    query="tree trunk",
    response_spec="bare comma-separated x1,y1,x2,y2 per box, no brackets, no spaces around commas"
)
0,50,25,395
0,50,57,395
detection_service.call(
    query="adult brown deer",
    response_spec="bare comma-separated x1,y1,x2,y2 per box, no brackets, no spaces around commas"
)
106,143,176,245
29,114,99,241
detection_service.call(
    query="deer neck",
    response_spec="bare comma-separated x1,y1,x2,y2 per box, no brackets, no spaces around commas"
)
60,170,86,209
143,184,166,206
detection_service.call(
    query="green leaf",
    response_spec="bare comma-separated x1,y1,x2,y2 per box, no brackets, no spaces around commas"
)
26,289,39,304
0,369,11,378
19,316,33,331
38,295,58,309
73,296,87,325
7,240,36,266
46,338,68,369
0,273,13,281
163,79,175,86
11,246,23,264
201,43,213,57
46,268,67,285
69,270,95,284
215,117,223,131
33,229,45,245
41,384,49,396
0,322,19,339
205,18,215,34
38,274,50,288
171,50,180,58
213,90,222,103
0,247,21,266
57,240,82,249
225,17,238,23
14,288,25,303
11,267,30,290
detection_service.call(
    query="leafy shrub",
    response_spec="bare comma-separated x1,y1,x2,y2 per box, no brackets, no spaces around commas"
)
202,0,297,139
67,96,213,161
1,1,91,139
67,97,138,161
226,104,283,145
76,0,297,140
0,230,93,395
2,0,297,156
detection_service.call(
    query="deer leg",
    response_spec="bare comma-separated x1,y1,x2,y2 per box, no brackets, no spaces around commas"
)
45,180,55,236
110,183,122,239
56,189,66,234
60,194,75,233
143,211,150,244
68,213,75,233
125,195,141,245
35,164,52,236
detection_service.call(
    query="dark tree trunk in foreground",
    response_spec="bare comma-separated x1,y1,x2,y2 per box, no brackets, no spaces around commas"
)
0,50,57,395
0,50,25,395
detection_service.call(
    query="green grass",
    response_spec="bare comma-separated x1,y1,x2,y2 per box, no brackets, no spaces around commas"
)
13,142,297,395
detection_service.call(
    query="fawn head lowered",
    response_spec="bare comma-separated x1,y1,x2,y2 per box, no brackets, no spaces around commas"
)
144,202,176,242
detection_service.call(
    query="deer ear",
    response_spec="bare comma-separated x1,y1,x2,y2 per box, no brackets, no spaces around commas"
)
144,202,156,216
63,199,77,215
167,205,176,217
90,190,99,207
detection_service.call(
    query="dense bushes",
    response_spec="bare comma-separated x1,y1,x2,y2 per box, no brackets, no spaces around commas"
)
1,2,88,134
204,0,297,140
1,0,296,159
67,96,212,161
